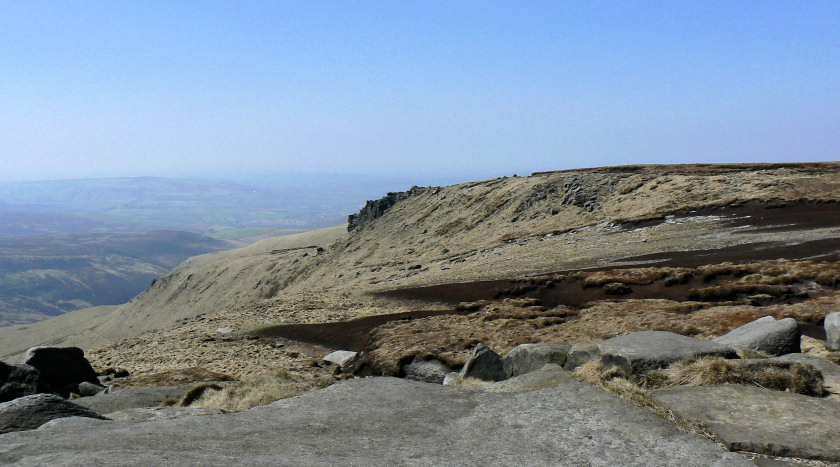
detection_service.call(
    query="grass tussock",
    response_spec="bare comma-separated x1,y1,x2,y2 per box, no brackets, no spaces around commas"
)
641,357,825,396
571,359,714,437
183,368,334,412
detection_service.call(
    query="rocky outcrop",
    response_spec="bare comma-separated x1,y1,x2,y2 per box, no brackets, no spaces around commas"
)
564,331,738,376
0,393,106,434
72,386,194,415
347,186,429,231
459,343,505,381
0,362,42,403
24,346,102,397
713,316,800,356
825,312,840,351
503,343,571,378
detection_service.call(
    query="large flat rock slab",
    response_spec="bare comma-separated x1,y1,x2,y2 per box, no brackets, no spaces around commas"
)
652,385,840,461
0,375,751,466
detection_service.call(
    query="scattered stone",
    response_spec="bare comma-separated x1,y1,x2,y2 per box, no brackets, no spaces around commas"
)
459,343,505,382
713,316,800,356
323,350,358,369
0,393,107,434
403,359,450,384
503,343,572,378
825,312,840,351
564,331,737,376
0,362,42,403
652,384,840,462
216,327,235,334
23,346,100,397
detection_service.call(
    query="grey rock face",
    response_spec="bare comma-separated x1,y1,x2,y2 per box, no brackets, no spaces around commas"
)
459,343,506,381
23,346,100,397
503,343,571,378
441,372,460,386
0,376,750,466
0,362,42,403
825,312,840,351
403,359,450,384
652,384,840,462
564,331,738,376
713,316,800,356
0,393,106,434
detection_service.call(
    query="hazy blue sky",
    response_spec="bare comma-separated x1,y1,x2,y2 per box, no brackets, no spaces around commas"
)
1,1,838,183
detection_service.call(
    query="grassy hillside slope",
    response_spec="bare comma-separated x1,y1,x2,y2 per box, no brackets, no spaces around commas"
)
1,163,838,378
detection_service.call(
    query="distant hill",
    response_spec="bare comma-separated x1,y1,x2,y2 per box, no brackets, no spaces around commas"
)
0,230,233,326
0,175,437,240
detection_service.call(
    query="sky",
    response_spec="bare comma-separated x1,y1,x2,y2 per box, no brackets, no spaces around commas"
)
1,1,839,184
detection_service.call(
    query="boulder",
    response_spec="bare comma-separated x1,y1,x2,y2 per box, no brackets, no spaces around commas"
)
458,343,505,382
0,361,43,403
76,381,106,397
825,312,840,351
403,359,450,384
564,331,737,376
712,316,800,356
24,346,100,397
652,384,840,462
503,343,572,378
0,393,107,434
322,350,358,369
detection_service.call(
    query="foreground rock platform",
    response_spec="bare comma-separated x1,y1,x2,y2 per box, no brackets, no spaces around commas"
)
0,369,750,466
652,384,840,462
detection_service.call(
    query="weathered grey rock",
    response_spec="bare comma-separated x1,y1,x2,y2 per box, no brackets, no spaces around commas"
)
23,347,100,397
0,376,750,465
74,382,105,397
403,359,450,384
486,363,575,393
72,386,192,414
105,407,223,422
322,350,358,368
503,343,571,378
564,331,738,376
825,312,840,351
652,384,840,461
713,316,800,356
0,394,106,434
459,343,505,382
772,353,840,399
0,362,42,403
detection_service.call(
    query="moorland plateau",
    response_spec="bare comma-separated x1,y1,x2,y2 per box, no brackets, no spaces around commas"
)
2,162,840,465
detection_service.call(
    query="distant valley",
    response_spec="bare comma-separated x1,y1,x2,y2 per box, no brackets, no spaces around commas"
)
0,230,232,326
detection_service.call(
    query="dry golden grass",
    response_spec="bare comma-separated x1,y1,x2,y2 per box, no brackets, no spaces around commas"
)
641,357,825,396
184,367,335,412
109,367,236,388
